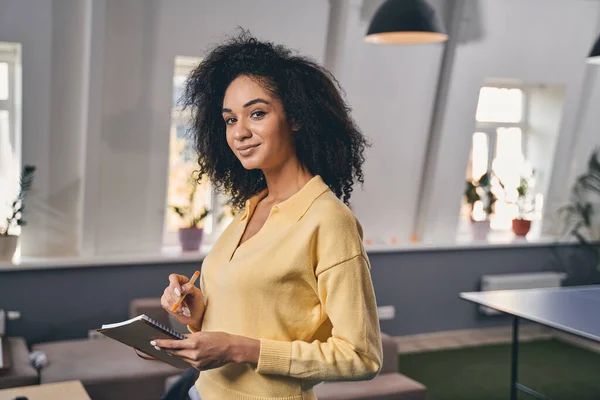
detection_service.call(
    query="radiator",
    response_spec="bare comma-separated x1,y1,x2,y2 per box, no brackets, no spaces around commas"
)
479,272,566,315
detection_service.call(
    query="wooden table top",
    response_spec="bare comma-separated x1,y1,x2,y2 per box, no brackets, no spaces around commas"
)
0,380,91,400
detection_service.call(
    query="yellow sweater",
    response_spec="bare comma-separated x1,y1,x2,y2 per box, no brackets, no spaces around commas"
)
192,175,382,399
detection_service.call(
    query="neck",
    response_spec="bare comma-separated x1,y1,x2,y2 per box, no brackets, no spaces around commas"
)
261,158,314,205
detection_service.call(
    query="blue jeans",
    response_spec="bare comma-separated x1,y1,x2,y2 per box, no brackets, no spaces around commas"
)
188,385,201,400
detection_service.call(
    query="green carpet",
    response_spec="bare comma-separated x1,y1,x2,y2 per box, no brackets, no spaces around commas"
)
398,340,600,400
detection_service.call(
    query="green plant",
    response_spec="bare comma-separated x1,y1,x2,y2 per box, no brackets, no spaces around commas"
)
169,180,211,229
1,165,36,236
464,172,503,218
558,148,600,276
515,172,536,219
559,148,600,243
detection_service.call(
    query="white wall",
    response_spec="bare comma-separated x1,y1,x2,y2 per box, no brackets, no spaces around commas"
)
0,0,53,256
0,0,329,257
419,0,600,243
326,0,444,244
527,85,565,217
2,0,600,257
46,0,91,256
324,0,600,245
0,0,94,257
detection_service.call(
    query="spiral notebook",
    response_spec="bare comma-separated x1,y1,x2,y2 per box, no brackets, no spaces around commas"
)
97,314,191,369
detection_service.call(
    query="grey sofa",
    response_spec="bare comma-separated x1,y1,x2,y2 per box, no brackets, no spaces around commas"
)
0,337,39,389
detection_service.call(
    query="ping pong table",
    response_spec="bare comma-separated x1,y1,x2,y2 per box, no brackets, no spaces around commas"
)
460,285,600,400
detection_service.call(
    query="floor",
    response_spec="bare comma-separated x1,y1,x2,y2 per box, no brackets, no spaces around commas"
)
394,324,553,354
398,339,600,400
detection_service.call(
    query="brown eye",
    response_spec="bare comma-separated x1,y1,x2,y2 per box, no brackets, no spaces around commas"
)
251,111,266,119
225,117,236,125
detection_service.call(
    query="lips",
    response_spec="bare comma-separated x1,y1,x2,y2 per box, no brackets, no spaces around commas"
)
237,144,259,151
237,144,260,156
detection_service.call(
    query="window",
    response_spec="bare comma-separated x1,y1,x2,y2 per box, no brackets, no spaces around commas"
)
0,43,22,235
163,56,233,248
464,86,536,231
475,87,523,123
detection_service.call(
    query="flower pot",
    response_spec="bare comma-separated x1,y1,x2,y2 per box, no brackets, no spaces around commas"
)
512,218,531,237
0,235,18,262
470,220,490,241
178,227,204,252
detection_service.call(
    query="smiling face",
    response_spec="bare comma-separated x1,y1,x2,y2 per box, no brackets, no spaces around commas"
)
222,75,297,171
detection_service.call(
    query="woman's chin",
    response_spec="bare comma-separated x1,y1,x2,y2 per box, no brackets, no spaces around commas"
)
239,159,262,170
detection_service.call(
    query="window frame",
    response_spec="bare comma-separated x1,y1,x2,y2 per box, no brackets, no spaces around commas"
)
0,47,20,156
467,84,531,231
0,44,22,236
163,56,228,249
474,85,530,177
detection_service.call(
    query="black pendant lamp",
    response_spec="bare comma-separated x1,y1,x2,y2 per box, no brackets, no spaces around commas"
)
588,34,600,65
365,0,448,45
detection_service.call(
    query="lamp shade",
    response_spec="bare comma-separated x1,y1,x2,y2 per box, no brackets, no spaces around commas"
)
588,35,600,65
365,0,448,45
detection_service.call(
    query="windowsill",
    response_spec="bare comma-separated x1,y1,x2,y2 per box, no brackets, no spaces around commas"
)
0,244,212,272
0,234,573,272
363,234,567,253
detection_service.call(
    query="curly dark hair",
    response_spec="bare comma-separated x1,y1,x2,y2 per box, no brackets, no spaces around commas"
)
182,30,370,212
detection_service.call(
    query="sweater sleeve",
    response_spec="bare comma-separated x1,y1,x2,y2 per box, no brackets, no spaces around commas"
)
255,253,383,382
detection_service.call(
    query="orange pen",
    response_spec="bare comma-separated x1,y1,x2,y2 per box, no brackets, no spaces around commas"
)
171,270,200,312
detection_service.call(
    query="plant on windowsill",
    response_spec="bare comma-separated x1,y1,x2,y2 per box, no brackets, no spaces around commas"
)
464,171,502,240
559,148,600,271
512,172,536,237
169,179,211,252
0,165,36,262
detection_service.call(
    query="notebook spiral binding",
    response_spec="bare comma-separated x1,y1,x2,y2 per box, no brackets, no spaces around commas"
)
142,315,185,340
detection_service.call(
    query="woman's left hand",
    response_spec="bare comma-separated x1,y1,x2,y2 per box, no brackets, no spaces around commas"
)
153,331,260,370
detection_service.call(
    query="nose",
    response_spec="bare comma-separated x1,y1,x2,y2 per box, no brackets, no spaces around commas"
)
234,120,252,141
233,129,252,142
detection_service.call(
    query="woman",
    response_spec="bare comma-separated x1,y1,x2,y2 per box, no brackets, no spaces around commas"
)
156,31,382,400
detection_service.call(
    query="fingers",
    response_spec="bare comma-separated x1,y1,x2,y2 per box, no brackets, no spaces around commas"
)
159,350,202,370
163,274,201,320
162,286,179,309
152,337,194,350
181,281,193,295
163,349,197,362
168,274,189,295
180,300,191,317
161,287,189,317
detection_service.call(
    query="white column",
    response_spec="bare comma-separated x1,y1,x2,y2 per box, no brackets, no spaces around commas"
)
79,0,106,256
21,0,92,257
93,0,165,255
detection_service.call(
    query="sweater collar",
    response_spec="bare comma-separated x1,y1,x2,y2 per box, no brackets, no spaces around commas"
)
241,175,330,223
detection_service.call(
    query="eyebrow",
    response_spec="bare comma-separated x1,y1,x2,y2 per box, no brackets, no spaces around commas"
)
222,98,270,113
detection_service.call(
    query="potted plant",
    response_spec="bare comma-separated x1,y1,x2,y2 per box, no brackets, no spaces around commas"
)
0,165,36,262
464,172,502,240
512,173,536,237
559,148,600,268
169,180,211,252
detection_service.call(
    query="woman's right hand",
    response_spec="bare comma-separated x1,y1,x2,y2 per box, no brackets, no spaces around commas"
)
161,273,205,331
